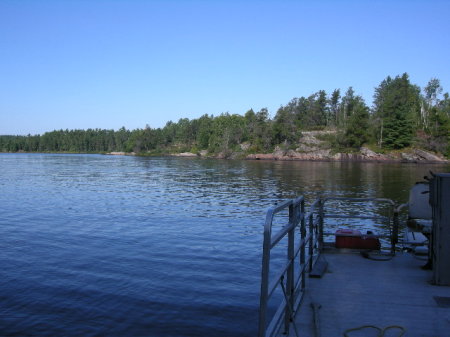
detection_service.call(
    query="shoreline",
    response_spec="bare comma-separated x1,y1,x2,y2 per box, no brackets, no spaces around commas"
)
244,156,449,164
1,150,448,164
243,148,449,164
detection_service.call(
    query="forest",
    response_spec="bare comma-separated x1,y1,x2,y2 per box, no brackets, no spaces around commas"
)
1,74,449,158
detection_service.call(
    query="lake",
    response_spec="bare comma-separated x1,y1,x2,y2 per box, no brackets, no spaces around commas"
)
0,154,448,336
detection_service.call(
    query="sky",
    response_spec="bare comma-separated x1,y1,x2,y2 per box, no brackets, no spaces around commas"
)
1,0,449,135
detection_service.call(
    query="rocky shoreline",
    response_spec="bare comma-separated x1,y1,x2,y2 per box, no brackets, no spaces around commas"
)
109,131,449,164
244,131,448,163
172,130,449,163
168,147,448,163
245,147,448,163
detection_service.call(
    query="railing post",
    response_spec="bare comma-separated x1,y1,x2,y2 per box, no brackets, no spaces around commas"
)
258,197,306,337
308,212,314,272
258,210,274,337
284,203,295,334
318,198,324,252
392,209,399,254
300,199,306,291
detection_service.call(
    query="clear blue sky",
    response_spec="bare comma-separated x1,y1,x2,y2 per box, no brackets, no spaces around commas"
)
1,0,449,135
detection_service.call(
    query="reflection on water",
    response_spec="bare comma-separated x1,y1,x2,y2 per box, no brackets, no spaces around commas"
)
0,154,448,336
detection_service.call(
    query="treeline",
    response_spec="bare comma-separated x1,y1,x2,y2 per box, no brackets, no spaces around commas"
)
0,128,132,153
1,73,449,157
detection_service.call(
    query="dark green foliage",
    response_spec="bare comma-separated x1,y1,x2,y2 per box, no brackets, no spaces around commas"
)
329,89,341,127
309,90,328,127
373,73,421,149
415,80,450,156
303,91,328,129
0,129,131,153
272,107,299,145
416,106,450,156
276,91,329,131
209,113,247,153
430,110,450,156
196,114,213,149
245,108,273,151
340,87,355,127
1,73,448,157
341,96,370,149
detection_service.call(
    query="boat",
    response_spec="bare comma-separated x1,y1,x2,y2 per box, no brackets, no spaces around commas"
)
258,173,450,337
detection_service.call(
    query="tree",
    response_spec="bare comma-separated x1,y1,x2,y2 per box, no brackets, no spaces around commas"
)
312,90,328,127
340,87,355,127
417,89,450,156
254,108,273,151
196,114,213,149
373,73,421,149
281,91,329,130
329,89,341,127
421,78,443,130
341,96,370,149
272,106,298,145
243,108,273,151
208,113,246,153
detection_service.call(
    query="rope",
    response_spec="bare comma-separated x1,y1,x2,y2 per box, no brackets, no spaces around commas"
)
360,251,394,261
343,324,406,337
344,325,381,336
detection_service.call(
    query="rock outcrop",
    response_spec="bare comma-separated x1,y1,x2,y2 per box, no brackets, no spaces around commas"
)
172,152,198,157
246,148,447,163
246,131,448,163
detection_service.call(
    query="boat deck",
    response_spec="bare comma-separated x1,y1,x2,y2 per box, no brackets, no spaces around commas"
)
284,250,450,337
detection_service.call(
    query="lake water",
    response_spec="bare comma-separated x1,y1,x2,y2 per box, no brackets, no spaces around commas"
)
0,154,448,336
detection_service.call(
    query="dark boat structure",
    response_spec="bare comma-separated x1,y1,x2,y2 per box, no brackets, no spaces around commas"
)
258,173,450,337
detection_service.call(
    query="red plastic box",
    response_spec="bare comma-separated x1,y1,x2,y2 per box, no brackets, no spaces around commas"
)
335,229,380,250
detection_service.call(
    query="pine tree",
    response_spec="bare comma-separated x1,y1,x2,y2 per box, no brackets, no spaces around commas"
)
373,73,421,149
341,96,370,149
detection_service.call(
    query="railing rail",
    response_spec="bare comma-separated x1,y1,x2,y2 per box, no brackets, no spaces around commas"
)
318,196,399,253
258,196,321,337
258,196,399,337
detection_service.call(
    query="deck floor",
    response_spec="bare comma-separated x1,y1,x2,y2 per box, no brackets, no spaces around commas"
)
284,251,450,337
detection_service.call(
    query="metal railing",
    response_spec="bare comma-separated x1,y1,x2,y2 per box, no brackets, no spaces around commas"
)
258,197,321,337
318,197,399,253
258,196,399,337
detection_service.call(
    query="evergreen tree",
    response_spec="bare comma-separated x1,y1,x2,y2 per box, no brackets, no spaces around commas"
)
373,73,421,149
329,89,341,127
196,114,213,149
340,87,355,127
340,96,370,149
272,106,298,145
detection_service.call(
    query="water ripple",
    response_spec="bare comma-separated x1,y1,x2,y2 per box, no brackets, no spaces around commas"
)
0,154,447,336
